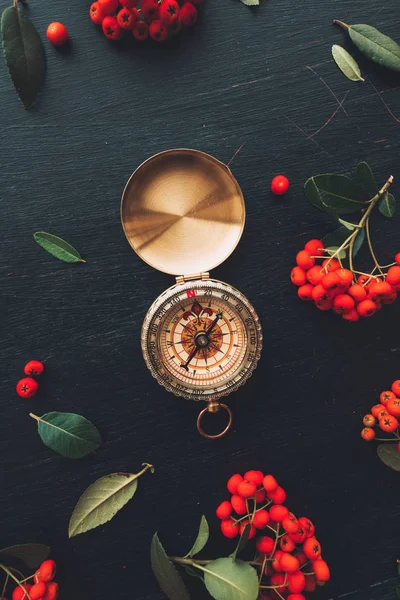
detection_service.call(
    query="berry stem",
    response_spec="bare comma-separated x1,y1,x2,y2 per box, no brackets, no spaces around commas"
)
1,572,9,598
365,219,384,274
0,564,32,600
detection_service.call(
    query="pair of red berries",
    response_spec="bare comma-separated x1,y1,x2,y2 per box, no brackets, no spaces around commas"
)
361,380,400,443
90,0,201,42
291,241,400,321
11,560,58,600
16,360,44,399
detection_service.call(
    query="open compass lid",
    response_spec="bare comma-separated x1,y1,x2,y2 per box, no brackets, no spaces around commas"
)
120,149,245,276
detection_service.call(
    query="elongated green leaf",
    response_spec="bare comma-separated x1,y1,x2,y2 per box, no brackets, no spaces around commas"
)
239,0,259,5
377,444,400,471
352,228,365,257
305,174,366,215
69,464,153,537
332,45,364,81
0,544,50,569
204,558,259,600
355,162,378,196
30,412,101,459
349,24,400,72
185,516,209,558
322,226,364,259
1,6,45,108
325,246,346,259
338,218,357,230
379,192,396,218
33,232,85,263
151,533,191,600
231,524,250,562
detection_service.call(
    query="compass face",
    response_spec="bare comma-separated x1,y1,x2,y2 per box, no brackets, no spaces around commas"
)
141,279,262,401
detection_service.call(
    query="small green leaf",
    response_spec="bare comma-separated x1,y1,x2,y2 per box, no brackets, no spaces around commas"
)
355,162,378,196
33,232,85,263
69,464,153,537
332,45,364,81
151,533,191,600
0,544,50,569
30,412,101,459
239,0,259,5
338,218,357,230
231,524,250,561
204,558,259,600
322,227,349,249
352,228,365,257
325,246,346,259
377,444,400,471
1,6,46,108
305,174,366,215
379,192,396,218
185,516,209,558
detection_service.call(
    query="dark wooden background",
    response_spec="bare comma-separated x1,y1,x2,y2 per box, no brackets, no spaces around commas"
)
1,0,400,598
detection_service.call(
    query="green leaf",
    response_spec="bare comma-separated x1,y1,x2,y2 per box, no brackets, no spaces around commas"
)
304,174,366,215
352,228,365,257
325,246,346,259
0,544,50,569
377,444,400,471
379,192,396,218
332,45,364,81
151,533,191,600
30,412,101,459
1,6,46,108
33,232,85,263
239,0,259,5
204,558,259,600
349,24,400,72
322,227,349,248
231,524,250,562
355,162,378,196
184,565,204,582
185,516,209,558
338,218,357,230
69,464,153,537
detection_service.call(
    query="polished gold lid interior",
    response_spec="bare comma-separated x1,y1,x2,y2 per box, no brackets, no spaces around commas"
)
120,149,245,276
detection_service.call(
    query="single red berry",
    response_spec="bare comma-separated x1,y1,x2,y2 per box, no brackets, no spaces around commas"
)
315,298,333,311
348,284,367,303
90,2,105,24
379,414,398,432
380,391,395,404
102,16,122,39
377,408,388,419
141,0,160,20
363,414,376,427
368,281,393,300
336,268,353,288
179,2,198,26
46,22,68,46
303,537,321,560
12,586,32,600
231,494,247,515
383,291,398,304
271,175,289,195
236,480,257,498
291,266,307,286
252,509,270,529
244,470,264,486
220,519,239,538
280,552,300,573
271,549,284,572
361,427,375,441
342,309,359,322
304,239,324,257
311,284,331,304
117,8,136,29
395,253,400,266
296,250,314,270
270,573,287,594
256,535,275,554
386,398,400,417
288,571,306,593
392,380,400,397
306,266,324,286
159,0,180,24
268,486,286,504
269,505,289,522
298,517,314,538
333,293,355,315
98,0,118,14
16,377,39,398
255,489,265,503
280,534,296,552
36,560,56,583
30,583,48,600
216,500,232,520
321,258,340,272
262,474,278,493
282,513,299,534
42,582,58,600
132,20,149,40
386,266,400,286
313,559,330,582
371,404,386,417
357,299,377,317
24,360,44,377
120,0,137,7
298,284,314,301
288,526,307,544
322,272,341,291
239,519,256,539
357,274,371,286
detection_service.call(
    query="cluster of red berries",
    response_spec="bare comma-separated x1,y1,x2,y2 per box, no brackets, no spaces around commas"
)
291,240,400,321
216,471,330,598
16,360,45,399
10,560,58,600
89,0,202,42
361,380,400,444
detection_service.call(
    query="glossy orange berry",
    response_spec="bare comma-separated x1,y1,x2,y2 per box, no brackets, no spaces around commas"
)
30,583,48,600
244,470,264,486
357,299,377,318
269,505,289,522
288,570,306,593
333,293,355,314
256,535,275,554
313,559,330,582
391,380,400,397
90,2,105,24
102,16,122,39
380,391,395,404
322,258,340,272
395,253,400,266
16,377,38,398
271,550,284,572
306,266,324,286
280,552,300,573
239,519,256,539
377,408,388,419
315,298,333,311
46,22,69,46
379,415,398,433
386,398,400,417
36,560,56,583
216,501,232,520
263,474,278,493
368,281,393,300
231,494,247,516
132,20,149,39
363,414,376,427
220,519,239,538
282,513,299,534
361,427,375,441
117,7,136,29
349,284,367,303
149,19,168,41
386,266,400,286
298,517,314,538
24,360,44,376
337,268,354,288
312,284,331,304
12,585,32,600
357,274,372,287
383,291,397,304
303,537,321,560
371,404,386,417
280,533,296,552
322,272,342,291
42,582,58,600
291,266,307,286
288,526,307,544
236,480,257,498
268,486,286,504
296,251,314,270
342,309,359,322
252,509,270,529
271,175,289,195
227,474,243,494
98,0,118,13
305,239,324,257
298,284,314,301
159,0,180,23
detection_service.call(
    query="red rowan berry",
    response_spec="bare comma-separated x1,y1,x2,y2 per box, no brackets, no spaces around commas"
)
287,594,306,600
322,258,340,272
304,575,316,592
280,533,296,552
98,0,118,14
269,505,289,522
298,284,314,301
102,16,122,39
386,266,400,286
23,361,44,376
159,0,180,24
296,250,314,270
36,560,56,583
132,20,148,39
149,20,168,41
391,380,400,396
371,404,386,417
291,267,307,286
90,2,105,24
179,2,198,26
361,427,376,441
255,489,265,503
271,549,284,571
313,559,330,582
231,494,247,515
298,517,314,538
282,513,299,534
42,582,58,600
244,470,264,486
368,281,393,300
239,519,256,539
315,299,333,311
30,583,48,600
336,268,353,288
357,299,377,317
16,377,38,398
303,537,321,560
120,0,137,7
288,526,307,544
270,573,287,593
220,519,239,538
227,474,243,494
117,8,136,29
280,552,300,573
271,175,289,195
383,291,397,304
386,398,400,417
349,284,367,303
333,293,355,314
396,253,400,266
306,266,324,286
380,391,395,404
216,501,232,520
268,486,286,504
141,0,160,20
357,274,371,286
305,239,324,257
237,480,257,498
322,271,341,291
342,309,359,322
312,284,331,303
46,23,68,46
363,414,376,427
256,535,275,554
288,571,306,593
12,585,32,600
379,415,398,433
252,509,270,529
377,408,388,419
262,474,278,493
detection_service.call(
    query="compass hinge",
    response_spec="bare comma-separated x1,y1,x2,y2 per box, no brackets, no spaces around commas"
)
175,272,210,284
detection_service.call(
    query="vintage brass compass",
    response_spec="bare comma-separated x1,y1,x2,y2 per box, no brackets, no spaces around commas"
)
121,149,262,439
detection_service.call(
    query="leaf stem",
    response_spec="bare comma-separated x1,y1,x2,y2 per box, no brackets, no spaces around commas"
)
333,19,350,30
